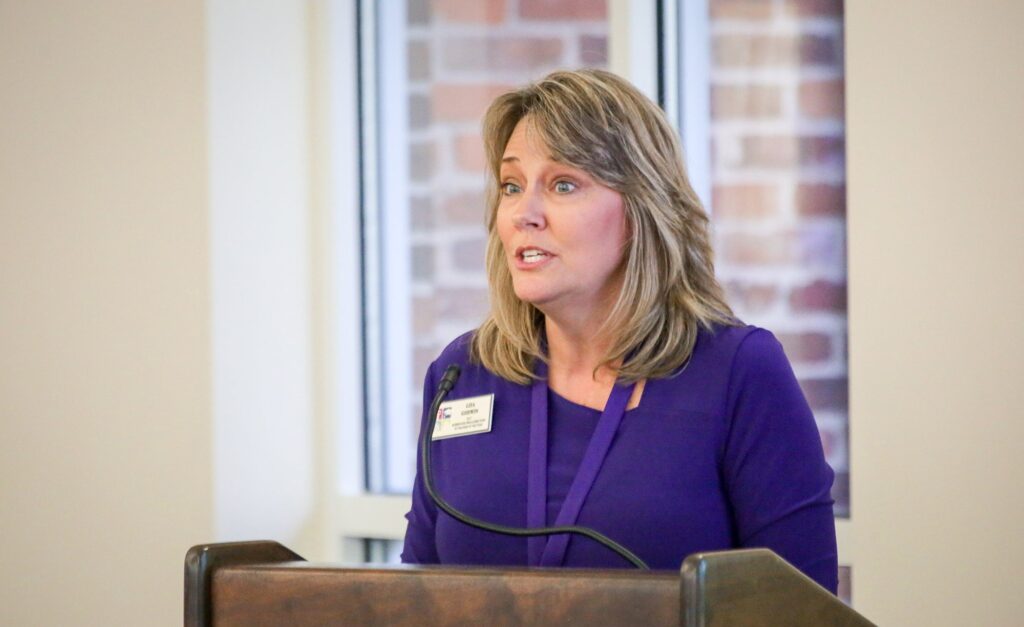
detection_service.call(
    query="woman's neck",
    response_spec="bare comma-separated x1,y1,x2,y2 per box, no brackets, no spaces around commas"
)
542,310,645,411
543,315,621,409
544,315,614,376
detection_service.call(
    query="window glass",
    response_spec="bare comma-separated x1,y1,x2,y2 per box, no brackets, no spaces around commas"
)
363,0,849,521
707,0,849,515
366,0,610,493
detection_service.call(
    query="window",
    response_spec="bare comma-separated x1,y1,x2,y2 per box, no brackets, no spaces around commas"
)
703,0,849,517
337,3,849,592
360,0,612,495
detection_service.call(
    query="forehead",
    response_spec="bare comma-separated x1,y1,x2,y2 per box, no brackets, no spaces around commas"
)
501,118,555,163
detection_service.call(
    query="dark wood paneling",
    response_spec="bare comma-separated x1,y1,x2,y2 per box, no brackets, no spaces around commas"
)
211,564,680,627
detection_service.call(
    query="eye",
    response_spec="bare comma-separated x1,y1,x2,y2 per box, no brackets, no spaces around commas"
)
501,182,522,196
553,180,577,194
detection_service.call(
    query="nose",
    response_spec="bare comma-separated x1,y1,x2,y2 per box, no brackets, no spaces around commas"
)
512,186,546,230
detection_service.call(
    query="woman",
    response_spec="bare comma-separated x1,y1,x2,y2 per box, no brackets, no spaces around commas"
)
401,69,837,593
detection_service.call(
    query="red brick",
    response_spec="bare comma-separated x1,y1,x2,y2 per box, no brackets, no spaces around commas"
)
742,136,844,168
579,34,607,65
431,83,514,122
455,133,486,172
435,0,507,23
409,140,436,182
408,0,430,25
718,232,794,265
799,376,848,412
799,34,843,67
776,332,832,362
410,195,434,231
520,0,606,20
711,183,778,219
800,136,845,167
414,345,441,386
822,420,847,460
724,281,779,313
832,471,849,518
713,34,797,68
838,565,851,603
711,0,775,20
783,0,844,17
408,40,431,81
443,37,563,72
409,92,431,130
796,183,846,217
411,244,435,281
741,136,799,168
408,406,422,438
818,424,837,464
795,224,845,266
411,296,437,335
790,279,847,312
443,190,486,225
713,34,841,68
717,208,844,273
711,84,783,119
817,421,847,476
453,237,486,271
438,286,490,321
799,79,845,119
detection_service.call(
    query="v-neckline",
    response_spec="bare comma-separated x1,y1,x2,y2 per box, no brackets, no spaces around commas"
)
547,379,648,414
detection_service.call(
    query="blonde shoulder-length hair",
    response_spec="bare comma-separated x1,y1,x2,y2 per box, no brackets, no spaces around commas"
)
470,69,736,384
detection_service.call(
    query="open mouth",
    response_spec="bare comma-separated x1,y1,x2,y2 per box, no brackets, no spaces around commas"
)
520,249,550,264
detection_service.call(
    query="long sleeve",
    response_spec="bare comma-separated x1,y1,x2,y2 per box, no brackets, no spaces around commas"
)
721,329,839,593
399,325,839,580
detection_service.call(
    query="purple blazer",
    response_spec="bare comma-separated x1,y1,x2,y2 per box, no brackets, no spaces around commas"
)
401,324,838,594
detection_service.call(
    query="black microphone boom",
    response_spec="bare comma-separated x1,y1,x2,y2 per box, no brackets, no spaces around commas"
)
420,364,649,570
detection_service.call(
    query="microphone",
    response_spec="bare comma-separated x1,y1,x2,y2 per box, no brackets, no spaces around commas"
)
420,364,649,570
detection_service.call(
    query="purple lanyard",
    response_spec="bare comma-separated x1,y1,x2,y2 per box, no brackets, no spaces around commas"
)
526,362,635,567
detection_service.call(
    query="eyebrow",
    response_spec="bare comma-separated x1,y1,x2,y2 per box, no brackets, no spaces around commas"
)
501,156,519,163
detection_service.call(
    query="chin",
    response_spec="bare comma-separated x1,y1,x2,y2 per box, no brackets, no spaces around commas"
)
512,285,554,308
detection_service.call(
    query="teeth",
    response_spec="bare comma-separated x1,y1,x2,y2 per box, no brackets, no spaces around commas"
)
521,250,549,264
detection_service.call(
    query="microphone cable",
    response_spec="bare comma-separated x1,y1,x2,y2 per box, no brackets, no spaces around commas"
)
420,364,649,570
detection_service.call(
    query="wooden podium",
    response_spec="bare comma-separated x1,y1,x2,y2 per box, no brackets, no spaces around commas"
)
184,541,873,626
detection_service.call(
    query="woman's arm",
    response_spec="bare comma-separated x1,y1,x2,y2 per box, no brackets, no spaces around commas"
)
721,329,839,593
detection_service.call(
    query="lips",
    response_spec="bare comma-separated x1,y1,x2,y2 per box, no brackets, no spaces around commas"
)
513,246,555,269
521,250,548,264
515,246,553,261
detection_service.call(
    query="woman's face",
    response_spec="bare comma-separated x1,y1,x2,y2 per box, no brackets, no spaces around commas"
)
496,119,628,322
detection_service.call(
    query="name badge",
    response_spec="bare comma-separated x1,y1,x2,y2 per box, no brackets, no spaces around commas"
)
432,394,495,440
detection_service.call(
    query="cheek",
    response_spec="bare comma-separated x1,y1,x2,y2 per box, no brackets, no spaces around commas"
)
495,211,514,251
589,196,628,253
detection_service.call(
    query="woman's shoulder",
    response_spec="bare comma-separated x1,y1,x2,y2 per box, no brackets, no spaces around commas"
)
426,330,496,382
693,322,800,400
425,330,527,395
433,330,476,366
638,322,799,421
694,322,781,363
651,323,790,413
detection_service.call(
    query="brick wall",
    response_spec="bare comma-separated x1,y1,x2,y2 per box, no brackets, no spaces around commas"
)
399,0,848,516
404,0,610,477
709,0,848,515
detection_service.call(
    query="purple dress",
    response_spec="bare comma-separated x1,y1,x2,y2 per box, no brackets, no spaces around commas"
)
401,324,838,594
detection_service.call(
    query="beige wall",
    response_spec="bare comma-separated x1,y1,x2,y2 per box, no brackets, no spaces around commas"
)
207,0,324,558
2,0,1023,625
0,2,212,625
847,1,1024,625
